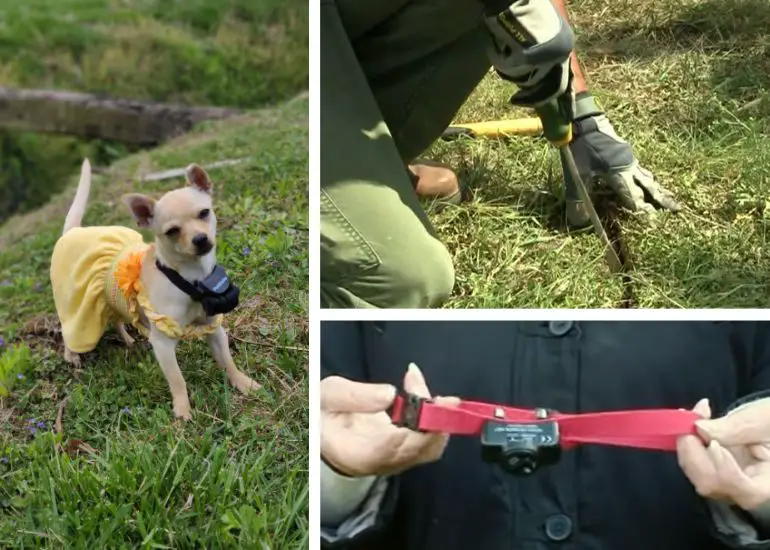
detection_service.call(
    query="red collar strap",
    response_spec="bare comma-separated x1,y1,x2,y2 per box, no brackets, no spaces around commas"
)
390,392,701,475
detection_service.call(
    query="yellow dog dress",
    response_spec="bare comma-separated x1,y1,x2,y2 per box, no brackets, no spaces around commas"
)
50,226,221,353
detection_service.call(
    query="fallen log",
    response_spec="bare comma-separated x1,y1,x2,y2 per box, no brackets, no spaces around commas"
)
0,86,242,145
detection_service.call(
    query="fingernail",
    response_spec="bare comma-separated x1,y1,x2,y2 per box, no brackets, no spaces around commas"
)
694,398,709,410
407,362,418,374
693,398,712,419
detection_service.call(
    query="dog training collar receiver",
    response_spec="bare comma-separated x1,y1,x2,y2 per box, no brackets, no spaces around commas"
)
390,392,701,476
155,260,240,316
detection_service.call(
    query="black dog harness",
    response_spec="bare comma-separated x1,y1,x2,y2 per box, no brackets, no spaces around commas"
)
156,260,240,316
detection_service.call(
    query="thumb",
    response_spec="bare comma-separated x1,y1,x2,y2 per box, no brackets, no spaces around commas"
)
697,416,732,445
321,375,396,413
693,398,712,419
697,398,770,447
435,396,461,408
403,363,433,399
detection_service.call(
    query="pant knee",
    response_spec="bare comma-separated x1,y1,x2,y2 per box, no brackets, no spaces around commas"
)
322,238,454,309
390,237,455,308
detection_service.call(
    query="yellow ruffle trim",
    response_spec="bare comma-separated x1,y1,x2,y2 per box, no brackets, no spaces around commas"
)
114,247,222,339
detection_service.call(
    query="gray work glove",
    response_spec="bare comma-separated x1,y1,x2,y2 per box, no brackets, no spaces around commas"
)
564,92,681,228
485,0,574,109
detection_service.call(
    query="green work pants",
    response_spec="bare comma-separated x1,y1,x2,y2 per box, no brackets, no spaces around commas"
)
320,0,491,308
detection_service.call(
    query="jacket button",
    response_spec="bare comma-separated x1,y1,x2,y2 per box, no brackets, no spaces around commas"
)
548,321,573,336
545,514,572,541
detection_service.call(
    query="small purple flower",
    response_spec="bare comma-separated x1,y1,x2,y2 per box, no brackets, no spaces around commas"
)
121,406,131,415
242,246,251,257
0,336,5,348
36,421,45,429
16,373,23,380
27,426,36,435
27,418,35,425
0,280,11,287
0,457,8,464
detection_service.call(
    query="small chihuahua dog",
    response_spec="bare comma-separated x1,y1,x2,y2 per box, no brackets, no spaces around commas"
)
50,159,260,420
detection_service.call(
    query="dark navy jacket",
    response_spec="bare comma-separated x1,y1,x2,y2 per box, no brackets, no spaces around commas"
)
321,321,770,550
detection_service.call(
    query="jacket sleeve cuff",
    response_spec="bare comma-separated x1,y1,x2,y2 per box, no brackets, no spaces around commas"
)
708,500,770,548
320,460,379,527
321,460,391,545
749,501,770,537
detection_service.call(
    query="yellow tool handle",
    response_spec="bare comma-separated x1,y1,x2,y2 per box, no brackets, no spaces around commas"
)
442,118,543,139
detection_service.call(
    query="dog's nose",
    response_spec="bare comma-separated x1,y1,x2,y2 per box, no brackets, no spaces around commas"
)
192,233,212,253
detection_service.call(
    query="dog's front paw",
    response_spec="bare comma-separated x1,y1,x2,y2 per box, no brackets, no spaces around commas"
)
116,323,135,346
64,347,81,367
172,399,192,421
232,374,262,395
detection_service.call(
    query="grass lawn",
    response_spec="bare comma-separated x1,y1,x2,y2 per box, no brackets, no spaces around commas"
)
0,94,309,548
424,0,770,308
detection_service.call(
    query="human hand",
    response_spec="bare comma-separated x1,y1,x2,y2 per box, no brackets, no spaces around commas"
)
321,363,459,477
485,0,574,109
564,94,681,227
677,398,770,512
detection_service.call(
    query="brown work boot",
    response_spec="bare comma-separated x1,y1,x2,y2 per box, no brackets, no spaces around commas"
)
408,159,462,205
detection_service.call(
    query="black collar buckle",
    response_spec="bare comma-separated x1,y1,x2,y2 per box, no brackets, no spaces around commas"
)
391,391,431,432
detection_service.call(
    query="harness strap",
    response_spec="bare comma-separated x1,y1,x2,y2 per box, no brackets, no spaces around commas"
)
155,260,204,300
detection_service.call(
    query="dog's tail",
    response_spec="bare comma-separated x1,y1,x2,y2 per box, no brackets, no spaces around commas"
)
62,159,92,234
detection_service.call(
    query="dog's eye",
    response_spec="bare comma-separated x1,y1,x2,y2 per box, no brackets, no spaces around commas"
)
198,209,210,220
165,226,180,237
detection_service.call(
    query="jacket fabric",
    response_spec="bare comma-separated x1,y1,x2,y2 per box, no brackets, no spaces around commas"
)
320,321,770,550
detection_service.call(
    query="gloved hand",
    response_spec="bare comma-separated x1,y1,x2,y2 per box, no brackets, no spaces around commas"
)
677,397,770,521
484,0,574,110
321,363,459,477
564,92,681,228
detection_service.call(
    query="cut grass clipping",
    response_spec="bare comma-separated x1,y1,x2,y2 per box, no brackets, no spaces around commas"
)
0,94,309,548
424,0,770,308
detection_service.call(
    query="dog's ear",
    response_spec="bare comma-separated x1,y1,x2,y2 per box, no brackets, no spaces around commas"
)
185,164,213,194
122,194,156,228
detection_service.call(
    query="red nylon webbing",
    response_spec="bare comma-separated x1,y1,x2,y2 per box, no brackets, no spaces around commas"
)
390,395,701,451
